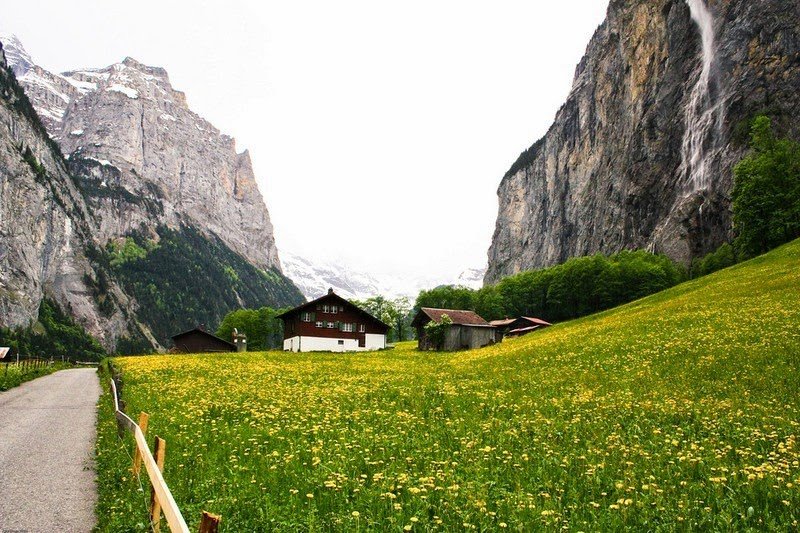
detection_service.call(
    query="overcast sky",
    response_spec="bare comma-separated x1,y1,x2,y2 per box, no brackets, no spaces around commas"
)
2,1,609,281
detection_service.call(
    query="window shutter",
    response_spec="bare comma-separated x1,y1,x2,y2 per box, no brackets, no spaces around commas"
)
311,312,316,321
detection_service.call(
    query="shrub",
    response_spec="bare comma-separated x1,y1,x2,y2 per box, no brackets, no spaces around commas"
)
732,116,800,258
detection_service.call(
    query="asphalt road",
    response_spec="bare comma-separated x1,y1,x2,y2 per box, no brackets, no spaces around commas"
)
0,368,100,532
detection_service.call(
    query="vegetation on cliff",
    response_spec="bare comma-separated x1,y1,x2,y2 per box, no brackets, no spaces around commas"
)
101,225,304,348
0,299,105,361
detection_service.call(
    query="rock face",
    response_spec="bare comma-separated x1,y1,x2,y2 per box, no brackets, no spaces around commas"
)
0,37,304,350
0,42,148,348
2,35,281,272
485,0,800,283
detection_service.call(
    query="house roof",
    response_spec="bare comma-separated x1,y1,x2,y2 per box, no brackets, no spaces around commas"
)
520,317,552,327
489,318,516,327
413,308,493,327
171,327,236,350
275,289,390,330
508,325,540,335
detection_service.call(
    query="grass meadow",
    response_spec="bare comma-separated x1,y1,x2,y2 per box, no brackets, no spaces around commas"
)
96,240,800,531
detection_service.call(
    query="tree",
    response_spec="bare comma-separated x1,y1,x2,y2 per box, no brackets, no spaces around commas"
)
216,306,286,351
732,116,800,258
351,296,412,342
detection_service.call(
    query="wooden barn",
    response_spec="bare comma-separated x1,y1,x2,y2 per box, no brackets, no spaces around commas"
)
171,327,237,354
277,289,390,352
412,308,498,351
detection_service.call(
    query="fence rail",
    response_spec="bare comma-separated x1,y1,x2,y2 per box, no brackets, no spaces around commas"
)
110,378,220,533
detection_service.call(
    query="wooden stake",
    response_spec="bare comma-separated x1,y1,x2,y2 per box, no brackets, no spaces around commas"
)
150,436,166,533
198,511,221,533
132,412,149,476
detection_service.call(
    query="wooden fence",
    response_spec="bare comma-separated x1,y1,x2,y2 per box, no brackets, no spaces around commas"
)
110,379,220,533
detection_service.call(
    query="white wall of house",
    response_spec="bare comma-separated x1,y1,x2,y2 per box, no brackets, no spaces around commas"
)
283,335,387,353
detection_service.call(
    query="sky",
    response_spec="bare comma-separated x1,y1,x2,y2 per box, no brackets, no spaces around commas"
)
1,0,609,281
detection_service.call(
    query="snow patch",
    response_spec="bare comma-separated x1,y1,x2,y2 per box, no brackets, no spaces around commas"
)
159,113,176,122
70,129,84,136
106,84,139,99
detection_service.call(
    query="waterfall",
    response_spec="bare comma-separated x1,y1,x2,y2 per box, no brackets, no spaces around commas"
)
680,0,723,193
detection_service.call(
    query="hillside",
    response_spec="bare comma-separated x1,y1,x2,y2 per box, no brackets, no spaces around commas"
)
99,239,800,530
486,0,800,282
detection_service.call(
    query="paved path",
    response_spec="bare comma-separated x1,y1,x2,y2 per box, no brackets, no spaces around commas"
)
0,368,100,532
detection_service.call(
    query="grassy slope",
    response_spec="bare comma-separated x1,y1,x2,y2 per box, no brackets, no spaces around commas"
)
97,240,800,531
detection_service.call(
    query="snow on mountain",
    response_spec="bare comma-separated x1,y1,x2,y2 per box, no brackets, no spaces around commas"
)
282,251,486,302
456,267,487,289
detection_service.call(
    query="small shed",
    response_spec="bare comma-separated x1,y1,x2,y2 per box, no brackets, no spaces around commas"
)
505,316,553,338
489,318,517,341
171,327,236,354
412,308,498,351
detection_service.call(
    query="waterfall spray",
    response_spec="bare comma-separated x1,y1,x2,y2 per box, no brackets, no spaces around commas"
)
680,0,723,193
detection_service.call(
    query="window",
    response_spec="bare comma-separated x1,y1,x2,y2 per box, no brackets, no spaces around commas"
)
338,340,344,345
301,312,313,322
358,324,365,333
327,322,335,329
330,306,337,314
339,306,344,312
315,321,324,328
341,323,354,333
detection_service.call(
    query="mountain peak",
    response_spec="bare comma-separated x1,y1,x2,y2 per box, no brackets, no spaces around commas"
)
0,33,34,77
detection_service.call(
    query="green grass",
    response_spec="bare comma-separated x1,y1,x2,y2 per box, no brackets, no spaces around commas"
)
0,361,66,391
96,240,800,531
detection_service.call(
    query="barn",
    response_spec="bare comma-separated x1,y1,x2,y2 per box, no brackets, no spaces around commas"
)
170,327,237,353
412,308,498,351
277,289,390,352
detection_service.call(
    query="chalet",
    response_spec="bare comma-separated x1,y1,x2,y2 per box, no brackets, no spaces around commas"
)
277,289,389,352
504,316,553,338
171,327,237,353
412,308,498,351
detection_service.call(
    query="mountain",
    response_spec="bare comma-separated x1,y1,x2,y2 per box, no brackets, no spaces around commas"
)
485,0,800,283
0,36,304,352
281,252,384,301
282,251,486,301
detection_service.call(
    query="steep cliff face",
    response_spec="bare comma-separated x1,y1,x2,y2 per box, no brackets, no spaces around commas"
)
486,0,800,283
0,42,153,349
0,38,304,351
2,37,281,272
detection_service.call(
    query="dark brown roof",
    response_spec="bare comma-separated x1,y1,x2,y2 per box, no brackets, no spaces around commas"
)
276,289,390,331
171,327,236,350
413,308,492,327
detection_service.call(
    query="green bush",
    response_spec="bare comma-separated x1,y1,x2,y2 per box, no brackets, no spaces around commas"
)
732,116,800,258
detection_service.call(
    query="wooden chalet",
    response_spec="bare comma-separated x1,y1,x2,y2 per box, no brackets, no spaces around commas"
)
171,326,237,354
412,308,498,351
277,289,390,352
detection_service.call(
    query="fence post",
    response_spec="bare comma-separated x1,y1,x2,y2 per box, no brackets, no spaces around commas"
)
133,412,149,476
198,511,221,533
150,436,167,533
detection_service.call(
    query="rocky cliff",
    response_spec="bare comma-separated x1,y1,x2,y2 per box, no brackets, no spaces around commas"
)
485,0,800,283
0,41,152,349
2,35,281,272
0,37,304,351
